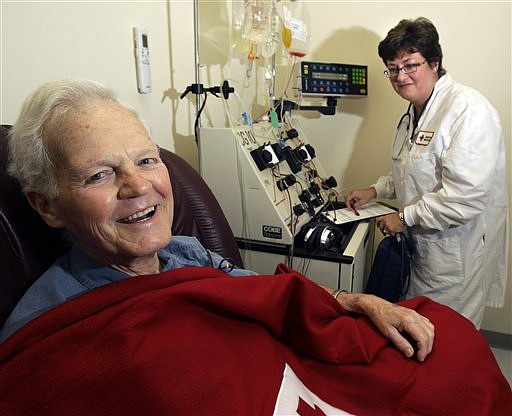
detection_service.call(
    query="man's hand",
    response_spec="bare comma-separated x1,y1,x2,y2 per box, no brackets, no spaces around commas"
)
334,292,435,362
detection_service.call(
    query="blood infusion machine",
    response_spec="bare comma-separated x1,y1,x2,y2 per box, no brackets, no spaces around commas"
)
200,124,373,292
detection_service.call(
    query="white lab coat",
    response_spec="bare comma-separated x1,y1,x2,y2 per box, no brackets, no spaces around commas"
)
374,74,509,328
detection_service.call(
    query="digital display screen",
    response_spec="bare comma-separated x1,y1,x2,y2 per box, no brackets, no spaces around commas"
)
142,34,148,48
300,61,367,97
312,72,348,81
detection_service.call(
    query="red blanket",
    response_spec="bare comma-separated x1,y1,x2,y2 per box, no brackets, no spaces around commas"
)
0,266,510,415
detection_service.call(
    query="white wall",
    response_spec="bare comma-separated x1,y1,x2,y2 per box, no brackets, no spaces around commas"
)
1,0,510,334
1,1,198,155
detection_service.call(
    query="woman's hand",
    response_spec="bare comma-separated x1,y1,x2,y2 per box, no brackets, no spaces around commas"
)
376,212,406,235
344,187,377,214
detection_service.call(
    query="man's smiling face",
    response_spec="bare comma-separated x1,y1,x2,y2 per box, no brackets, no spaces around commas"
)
43,99,174,269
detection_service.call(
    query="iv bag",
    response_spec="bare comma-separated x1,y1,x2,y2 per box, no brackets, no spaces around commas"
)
282,0,310,58
242,0,272,43
260,4,282,58
231,0,250,53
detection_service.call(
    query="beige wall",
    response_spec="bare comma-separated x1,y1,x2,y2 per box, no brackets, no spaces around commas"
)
1,1,510,334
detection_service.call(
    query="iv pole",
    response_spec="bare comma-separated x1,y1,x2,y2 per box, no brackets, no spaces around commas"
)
192,0,203,173
181,0,234,174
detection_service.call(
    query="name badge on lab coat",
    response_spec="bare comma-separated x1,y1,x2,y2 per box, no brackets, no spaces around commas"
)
415,130,435,146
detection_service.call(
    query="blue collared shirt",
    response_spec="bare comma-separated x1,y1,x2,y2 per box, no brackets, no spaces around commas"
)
0,236,256,342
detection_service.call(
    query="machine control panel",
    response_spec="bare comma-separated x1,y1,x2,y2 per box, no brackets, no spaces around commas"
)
200,125,339,245
297,61,367,97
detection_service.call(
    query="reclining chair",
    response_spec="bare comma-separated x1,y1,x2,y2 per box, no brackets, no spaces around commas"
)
0,124,243,328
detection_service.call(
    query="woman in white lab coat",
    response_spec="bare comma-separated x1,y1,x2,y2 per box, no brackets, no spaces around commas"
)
345,17,509,328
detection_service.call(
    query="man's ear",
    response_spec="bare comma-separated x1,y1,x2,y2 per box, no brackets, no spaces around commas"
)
25,190,65,229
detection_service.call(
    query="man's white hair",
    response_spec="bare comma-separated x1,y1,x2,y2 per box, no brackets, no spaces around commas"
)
8,78,149,199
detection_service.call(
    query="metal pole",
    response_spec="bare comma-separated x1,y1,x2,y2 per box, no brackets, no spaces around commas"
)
193,0,203,173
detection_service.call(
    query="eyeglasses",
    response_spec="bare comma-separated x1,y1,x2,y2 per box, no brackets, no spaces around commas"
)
384,60,427,78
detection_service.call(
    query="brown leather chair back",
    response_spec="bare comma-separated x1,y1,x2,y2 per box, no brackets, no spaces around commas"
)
0,124,242,327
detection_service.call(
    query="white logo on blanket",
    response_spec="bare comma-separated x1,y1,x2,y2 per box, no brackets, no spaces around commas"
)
273,363,352,415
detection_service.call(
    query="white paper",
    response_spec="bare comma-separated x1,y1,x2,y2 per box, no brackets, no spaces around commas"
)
324,202,397,225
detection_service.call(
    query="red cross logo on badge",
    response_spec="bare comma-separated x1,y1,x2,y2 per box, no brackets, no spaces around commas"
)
415,130,434,146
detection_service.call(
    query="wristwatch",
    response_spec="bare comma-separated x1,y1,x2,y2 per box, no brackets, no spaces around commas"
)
398,211,407,227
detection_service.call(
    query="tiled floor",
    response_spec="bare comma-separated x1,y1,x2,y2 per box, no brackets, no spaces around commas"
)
491,347,512,387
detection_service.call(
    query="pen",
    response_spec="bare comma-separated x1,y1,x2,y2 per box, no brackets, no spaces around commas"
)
349,198,360,216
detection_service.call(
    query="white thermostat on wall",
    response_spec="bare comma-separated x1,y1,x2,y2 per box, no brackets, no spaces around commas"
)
133,27,151,94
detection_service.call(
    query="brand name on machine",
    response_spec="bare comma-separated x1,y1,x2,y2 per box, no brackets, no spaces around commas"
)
262,225,282,239
236,129,257,147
